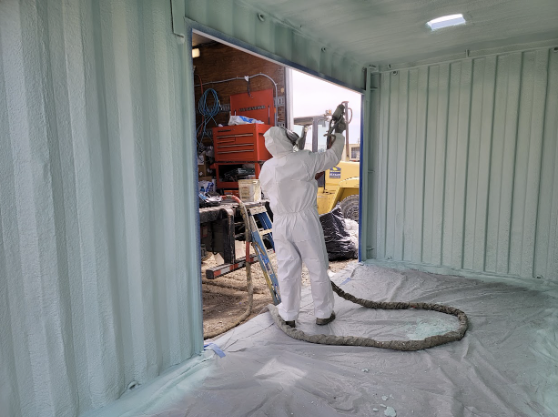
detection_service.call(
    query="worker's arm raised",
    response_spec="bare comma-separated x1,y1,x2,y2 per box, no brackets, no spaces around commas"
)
310,133,345,175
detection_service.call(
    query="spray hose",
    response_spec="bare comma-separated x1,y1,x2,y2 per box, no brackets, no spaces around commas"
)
267,269,469,351
204,198,469,350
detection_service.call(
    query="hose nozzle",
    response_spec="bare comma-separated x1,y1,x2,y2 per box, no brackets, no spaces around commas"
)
331,104,345,122
329,103,347,135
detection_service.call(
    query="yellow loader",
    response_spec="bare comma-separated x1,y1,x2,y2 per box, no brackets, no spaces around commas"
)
293,102,360,222
317,159,360,222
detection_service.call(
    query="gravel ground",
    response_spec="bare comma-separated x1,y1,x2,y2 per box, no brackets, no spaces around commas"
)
201,252,357,339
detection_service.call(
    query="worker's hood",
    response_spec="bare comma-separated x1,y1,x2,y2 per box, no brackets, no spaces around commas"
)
264,127,294,157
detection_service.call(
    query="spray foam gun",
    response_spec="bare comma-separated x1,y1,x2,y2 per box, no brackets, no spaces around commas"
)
314,103,348,181
325,103,347,148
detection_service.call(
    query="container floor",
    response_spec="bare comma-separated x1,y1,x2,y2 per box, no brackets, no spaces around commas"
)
92,264,558,417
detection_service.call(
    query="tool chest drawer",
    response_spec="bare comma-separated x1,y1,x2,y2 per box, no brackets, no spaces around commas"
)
213,124,272,162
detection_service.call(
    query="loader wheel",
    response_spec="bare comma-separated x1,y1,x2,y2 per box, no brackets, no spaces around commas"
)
339,194,360,222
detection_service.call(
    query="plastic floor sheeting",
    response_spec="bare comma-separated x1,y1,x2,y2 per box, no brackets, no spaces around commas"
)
93,264,558,417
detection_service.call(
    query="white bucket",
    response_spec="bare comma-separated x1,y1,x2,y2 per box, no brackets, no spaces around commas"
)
238,179,261,202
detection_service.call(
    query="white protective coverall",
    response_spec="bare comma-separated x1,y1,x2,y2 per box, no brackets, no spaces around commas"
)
259,127,345,321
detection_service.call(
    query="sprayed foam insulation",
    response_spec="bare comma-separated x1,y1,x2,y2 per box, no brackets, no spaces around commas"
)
2,0,558,416
361,46,558,283
179,0,366,91
0,1,202,416
233,0,558,68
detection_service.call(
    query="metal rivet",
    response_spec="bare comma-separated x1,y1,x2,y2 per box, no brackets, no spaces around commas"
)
258,13,265,22
553,47,558,53
392,71,398,75
321,47,327,53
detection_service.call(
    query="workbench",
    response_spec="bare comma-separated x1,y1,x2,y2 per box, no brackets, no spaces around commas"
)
199,199,272,279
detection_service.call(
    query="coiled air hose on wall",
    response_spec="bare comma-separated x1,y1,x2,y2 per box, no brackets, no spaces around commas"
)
197,88,220,150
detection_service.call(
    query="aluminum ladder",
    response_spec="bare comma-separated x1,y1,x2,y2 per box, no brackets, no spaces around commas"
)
247,206,281,305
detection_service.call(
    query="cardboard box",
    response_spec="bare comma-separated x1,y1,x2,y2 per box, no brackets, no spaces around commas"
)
238,179,261,203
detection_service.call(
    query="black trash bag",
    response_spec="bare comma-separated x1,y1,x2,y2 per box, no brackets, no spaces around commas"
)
319,206,358,261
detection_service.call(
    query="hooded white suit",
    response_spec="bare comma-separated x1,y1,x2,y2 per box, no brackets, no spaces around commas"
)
259,127,345,321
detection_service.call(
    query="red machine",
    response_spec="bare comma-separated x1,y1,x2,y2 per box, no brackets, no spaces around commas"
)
212,89,276,192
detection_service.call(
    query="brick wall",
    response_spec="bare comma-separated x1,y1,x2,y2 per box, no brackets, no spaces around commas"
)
193,42,286,143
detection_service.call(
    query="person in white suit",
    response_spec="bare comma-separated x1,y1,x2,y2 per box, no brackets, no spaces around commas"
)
259,123,345,327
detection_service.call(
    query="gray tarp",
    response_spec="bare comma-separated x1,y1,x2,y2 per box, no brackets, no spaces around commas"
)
92,264,558,417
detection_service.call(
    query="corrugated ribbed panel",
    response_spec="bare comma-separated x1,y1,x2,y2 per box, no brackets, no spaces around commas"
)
0,1,202,416
366,47,558,282
179,0,365,92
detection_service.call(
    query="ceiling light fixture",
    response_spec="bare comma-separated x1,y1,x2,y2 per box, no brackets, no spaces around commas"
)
192,48,200,58
427,14,466,30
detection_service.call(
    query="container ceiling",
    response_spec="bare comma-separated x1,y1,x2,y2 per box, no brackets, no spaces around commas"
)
238,0,558,67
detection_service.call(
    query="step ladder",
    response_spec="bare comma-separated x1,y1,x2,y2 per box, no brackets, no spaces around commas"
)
246,206,281,305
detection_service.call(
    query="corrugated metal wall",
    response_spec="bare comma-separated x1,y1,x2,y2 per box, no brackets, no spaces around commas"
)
0,1,203,416
365,47,558,282
175,0,364,92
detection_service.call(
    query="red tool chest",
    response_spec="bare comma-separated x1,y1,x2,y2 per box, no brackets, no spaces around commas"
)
212,124,272,162
211,89,275,192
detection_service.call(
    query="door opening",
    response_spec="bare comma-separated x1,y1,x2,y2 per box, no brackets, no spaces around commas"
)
190,30,363,340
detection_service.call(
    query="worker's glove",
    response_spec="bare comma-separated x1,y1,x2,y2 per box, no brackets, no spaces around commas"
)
334,116,347,133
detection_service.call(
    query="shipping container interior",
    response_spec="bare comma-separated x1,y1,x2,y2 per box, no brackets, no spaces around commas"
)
98,7,558,417
1,0,558,416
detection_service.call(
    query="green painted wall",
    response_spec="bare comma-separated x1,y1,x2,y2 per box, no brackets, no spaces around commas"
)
178,0,365,92
364,47,558,283
1,0,557,415
0,1,202,416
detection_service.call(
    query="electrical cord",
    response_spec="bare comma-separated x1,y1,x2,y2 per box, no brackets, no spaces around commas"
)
194,74,278,126
197,88,220,151
196,74,205,140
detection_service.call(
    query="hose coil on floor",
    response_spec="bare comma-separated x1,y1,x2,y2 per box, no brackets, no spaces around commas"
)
204,197,469,350
268,272,468,351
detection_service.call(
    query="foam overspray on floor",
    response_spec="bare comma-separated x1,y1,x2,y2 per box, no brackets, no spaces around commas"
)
92,264,558,417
